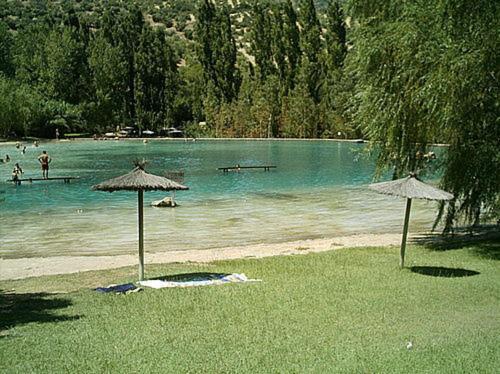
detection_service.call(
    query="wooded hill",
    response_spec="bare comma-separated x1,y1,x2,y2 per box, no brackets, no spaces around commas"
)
0,0,350,139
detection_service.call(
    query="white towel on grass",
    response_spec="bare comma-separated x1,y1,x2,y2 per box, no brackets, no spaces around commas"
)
138,273,261,289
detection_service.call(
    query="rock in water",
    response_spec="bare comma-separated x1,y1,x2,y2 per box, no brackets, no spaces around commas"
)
151,196,176,207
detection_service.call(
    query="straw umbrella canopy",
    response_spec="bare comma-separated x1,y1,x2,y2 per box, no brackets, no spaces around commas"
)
92,161,189,281
369,173,453,268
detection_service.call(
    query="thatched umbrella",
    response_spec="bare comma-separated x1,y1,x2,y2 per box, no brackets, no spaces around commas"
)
369,173,453,268
92,161,189,280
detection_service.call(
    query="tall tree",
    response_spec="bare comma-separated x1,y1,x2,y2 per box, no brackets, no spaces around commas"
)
325,0,347,68
282,0,301,91
298,0,322,103
135,26,178,131
250,2,274,82
298,0,321,64
39,27,88,104
101,4,145,124
216,5,241,102
88,33,128,128
319,1,348,137
13,23,49,87
195,0,240,104
0,21,13,77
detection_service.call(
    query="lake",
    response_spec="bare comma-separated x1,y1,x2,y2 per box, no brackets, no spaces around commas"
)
0,139,440,258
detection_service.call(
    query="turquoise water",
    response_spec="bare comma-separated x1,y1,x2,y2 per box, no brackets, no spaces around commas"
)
0,140,440,258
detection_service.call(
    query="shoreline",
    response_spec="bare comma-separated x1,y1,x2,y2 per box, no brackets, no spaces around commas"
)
0,232,412,281
0,137,451,147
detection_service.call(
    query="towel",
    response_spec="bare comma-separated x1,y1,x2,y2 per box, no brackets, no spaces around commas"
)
138,273,260,289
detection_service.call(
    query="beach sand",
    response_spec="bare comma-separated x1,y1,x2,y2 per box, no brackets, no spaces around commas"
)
0,233,417,280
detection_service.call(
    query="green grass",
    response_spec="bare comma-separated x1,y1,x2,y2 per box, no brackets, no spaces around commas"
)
1,242,499,373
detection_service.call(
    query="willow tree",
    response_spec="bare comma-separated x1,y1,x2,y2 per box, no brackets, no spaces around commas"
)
347,0,500,230
429,1,500,230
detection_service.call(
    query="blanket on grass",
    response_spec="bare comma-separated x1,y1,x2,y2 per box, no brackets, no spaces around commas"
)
95,283,141,294
138,273,260,289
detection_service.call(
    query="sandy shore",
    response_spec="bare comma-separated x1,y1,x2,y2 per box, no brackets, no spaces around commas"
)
0,233,415,280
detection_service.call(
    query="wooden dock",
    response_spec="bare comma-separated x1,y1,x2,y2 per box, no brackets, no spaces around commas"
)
8,176,80,185
218,165,276,173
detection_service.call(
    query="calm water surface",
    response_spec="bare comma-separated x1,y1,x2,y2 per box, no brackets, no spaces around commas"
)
0,140,440,258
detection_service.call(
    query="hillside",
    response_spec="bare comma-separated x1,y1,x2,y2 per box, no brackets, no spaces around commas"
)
0,0,331,39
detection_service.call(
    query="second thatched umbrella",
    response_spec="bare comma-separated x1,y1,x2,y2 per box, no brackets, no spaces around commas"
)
369,173,453,268
92,162,189,280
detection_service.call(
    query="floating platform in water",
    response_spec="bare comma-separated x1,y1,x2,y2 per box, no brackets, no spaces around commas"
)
218,165,276,172
8,176,80,185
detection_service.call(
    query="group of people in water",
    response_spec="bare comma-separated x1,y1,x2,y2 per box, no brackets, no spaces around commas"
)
2,141,52,184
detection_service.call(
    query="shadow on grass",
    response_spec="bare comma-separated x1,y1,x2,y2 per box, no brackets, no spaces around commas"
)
410,266,480,278
412,226,500,259
0,291,80,337
151,272,230,282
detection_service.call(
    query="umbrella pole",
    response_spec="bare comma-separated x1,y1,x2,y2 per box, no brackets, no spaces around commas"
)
400,198,412,268
138,190,144,281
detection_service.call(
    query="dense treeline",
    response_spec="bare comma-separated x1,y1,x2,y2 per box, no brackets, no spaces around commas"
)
0,0,350,139
0,0,498,229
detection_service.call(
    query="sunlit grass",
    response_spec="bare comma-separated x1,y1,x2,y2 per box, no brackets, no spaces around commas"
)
1,243,499,373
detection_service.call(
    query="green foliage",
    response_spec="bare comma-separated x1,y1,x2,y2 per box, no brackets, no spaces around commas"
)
195,0,241,104
430,0,500,230
347,0,500,228
135,26,179,131
325,0,347,68
298,0,323,103
282,75,319,138
0,21,13,76
88,33,128,129
0,75,82,138
298,0,322,64
282,0,301,92
39,27,88,104
250,2,274,82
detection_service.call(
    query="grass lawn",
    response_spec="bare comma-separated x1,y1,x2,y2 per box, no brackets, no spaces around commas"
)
1,241,499,373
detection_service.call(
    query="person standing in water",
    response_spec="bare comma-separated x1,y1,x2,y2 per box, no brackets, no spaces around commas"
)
12,163,23,185
37,150,51,179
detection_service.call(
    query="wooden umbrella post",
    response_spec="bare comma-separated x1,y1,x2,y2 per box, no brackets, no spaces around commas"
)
92,164,189,283
400,198,412,268
138,190,144,281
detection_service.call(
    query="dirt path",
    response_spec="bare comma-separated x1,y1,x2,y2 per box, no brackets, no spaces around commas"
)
0,233,414,280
